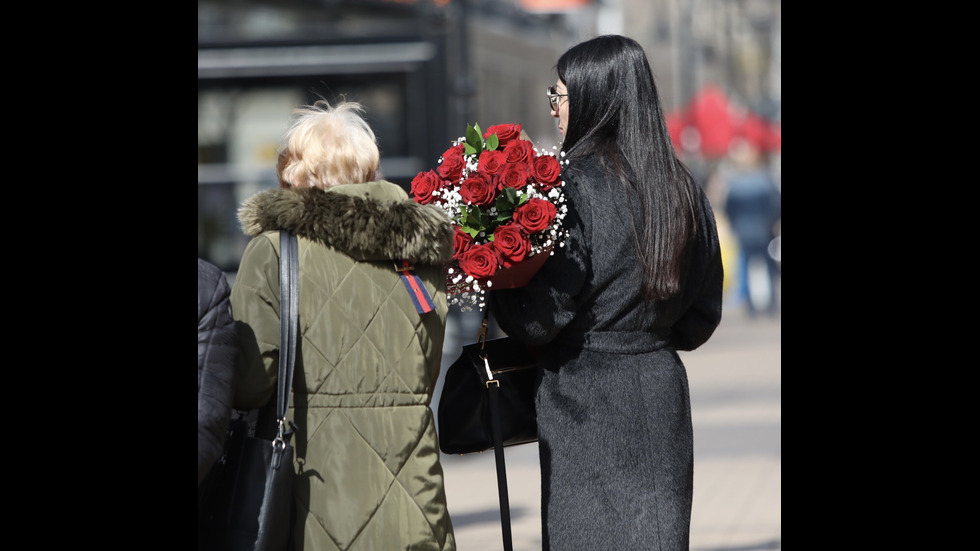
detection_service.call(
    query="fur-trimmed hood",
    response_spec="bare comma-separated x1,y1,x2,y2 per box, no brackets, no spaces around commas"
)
238,180,454,266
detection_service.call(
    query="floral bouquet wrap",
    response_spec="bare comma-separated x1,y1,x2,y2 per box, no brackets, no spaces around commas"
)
411,122,568,310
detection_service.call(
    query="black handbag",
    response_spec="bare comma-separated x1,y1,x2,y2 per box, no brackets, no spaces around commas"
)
438,335,538,455
437,309,538,551
199,230,300,551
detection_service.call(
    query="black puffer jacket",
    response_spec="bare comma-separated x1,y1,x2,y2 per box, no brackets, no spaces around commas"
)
197,258,238,485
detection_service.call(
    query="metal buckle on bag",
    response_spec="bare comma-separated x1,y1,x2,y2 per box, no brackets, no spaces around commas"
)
481,354,497,386
477,318,488,349
271,418,289,469
477,316,496,386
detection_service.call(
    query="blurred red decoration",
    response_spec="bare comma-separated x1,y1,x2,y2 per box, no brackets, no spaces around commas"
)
764,121,780,151
686,84,735,157
667,84,780,158
519,0,590,11
666,110,685,152
735,112,768,150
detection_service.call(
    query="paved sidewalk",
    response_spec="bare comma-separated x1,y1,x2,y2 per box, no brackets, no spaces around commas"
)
438,305,781,550
684,308,781,551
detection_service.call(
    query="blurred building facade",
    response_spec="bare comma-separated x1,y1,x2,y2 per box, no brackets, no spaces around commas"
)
198,0,780,271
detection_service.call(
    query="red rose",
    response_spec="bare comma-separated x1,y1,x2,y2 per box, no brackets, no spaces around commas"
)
460,172,496,206
497,161,532,190
531,154,562,191
458,242,499,280
492,223,531,268
477,149,507,177
514,197,557,233
438,144,466,181
452,227,473,260
504,139,535,164
410,170,445,205
484,123,522,147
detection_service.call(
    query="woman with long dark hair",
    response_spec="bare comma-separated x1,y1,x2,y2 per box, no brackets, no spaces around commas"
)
488,35,725,549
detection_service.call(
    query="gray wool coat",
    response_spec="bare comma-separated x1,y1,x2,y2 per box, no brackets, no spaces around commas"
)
231,180,457,551
489,156,724,550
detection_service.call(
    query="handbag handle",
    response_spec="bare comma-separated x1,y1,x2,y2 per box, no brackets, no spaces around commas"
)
273,230,299,464
478,306,515,551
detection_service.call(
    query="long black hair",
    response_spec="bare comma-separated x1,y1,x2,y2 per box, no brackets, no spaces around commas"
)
557,34,703,301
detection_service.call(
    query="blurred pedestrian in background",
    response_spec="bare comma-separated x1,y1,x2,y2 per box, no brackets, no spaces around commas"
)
722,137,780,317
197,257,238,486
488,35,724,550
230,99,457,550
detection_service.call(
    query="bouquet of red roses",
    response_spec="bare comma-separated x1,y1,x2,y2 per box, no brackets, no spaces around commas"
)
410,122,568,310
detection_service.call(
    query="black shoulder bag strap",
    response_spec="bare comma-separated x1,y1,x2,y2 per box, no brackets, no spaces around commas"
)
273,230,299,468
478,307,514,551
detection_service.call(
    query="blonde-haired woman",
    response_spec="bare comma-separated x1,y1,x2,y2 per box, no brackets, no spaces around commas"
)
231,99,457,550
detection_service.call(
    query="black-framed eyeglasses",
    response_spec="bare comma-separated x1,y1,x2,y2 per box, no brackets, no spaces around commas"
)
546,85,567,111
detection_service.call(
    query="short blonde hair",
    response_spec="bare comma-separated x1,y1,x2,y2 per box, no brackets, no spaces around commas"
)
276,100,380,189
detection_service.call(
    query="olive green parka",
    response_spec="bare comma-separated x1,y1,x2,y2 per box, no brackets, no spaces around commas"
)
231,180,456,551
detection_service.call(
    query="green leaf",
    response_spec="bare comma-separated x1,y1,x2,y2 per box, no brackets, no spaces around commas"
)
494,191,516,222
465,123,484,157
459,205,489,237
494,188,528,213
486,133,499,151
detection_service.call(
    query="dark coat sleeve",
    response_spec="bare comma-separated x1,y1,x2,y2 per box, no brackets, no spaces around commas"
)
198,259,239,485
488,170,591,346
670,189,725,351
